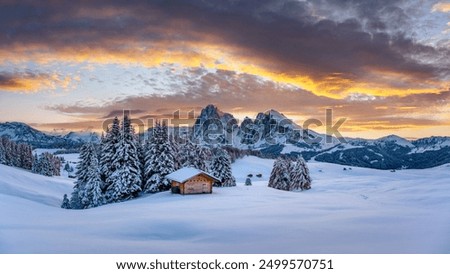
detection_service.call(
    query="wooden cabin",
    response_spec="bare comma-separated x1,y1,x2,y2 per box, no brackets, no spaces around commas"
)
165,167,219,195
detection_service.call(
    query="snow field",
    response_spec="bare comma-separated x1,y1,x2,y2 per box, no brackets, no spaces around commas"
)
0,156,449,253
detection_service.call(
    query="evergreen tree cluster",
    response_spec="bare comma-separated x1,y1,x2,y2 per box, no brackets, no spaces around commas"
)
65,116,237,209
268,157,311,191
0,137,33,170
31,152,61,176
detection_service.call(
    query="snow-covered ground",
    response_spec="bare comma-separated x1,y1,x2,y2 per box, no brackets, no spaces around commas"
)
0,156,449,253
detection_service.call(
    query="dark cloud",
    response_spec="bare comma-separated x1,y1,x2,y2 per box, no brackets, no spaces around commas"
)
1,0,448,91
0,73,20,88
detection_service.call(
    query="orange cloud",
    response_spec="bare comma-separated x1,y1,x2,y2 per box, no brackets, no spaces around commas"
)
432,2,450,13
0,72,76,93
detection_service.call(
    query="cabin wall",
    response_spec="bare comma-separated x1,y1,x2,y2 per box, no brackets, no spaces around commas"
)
182,174,213,194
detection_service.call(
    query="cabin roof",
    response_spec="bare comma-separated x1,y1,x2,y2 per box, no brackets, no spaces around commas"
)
165,167,219,183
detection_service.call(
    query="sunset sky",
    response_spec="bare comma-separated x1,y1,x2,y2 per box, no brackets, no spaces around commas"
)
0,0,449,139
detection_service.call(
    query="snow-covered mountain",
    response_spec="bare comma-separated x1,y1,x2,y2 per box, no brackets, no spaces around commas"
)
0,122,99,148
314,134,450,169
190,105,450,169
63,131,100,143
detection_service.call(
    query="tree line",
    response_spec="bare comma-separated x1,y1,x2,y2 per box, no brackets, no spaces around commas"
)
0,137,61,176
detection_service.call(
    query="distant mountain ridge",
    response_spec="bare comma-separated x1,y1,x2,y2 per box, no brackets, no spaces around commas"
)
191,105,450,170
2,105,450,169
0,122,100,149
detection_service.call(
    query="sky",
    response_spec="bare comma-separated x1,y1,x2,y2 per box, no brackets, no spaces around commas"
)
0,0,449,139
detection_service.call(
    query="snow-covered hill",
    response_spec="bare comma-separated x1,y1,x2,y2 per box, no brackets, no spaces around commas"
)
1,157,449,253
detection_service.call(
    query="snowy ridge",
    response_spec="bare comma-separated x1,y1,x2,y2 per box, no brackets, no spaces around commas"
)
375,134,414,148
411,136,450,153
63,131,100,143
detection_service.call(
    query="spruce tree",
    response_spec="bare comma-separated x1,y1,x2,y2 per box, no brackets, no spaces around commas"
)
299,158,312,190
268,158,290,191
39,153,54,177
31,153,40,174
0,141,6,165
64,162,71,173
50,155,61,176
210,147,236,187
70,143,95,209
106,115,142,201
83,151,104,208
178,140,195,168
61,194,71,209
192,143,209,171
11,142,20,167
100,117,120,191
18,143,33,170
4,140,12,166
143,122,176,193
290,158,304,191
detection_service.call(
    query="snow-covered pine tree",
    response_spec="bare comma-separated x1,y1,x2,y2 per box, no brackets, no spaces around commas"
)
193,143,210,171
64,162,71,172
70,143,96,209
82,149,104,208
143,122,176,193
136,140,145,188
268,157,290,191
289,157,304,191
178,140,195,168
100,117,120,191
178,140,210,171
18,143,33,170
0,140,6,165
61,194,71,209
31,153,40,174
210,147,236,187
10,142,20,167
39,153,54,177
106,115,142,201
51,155,61,176
299,157,312,190
170,135,181,170
4,140,13,166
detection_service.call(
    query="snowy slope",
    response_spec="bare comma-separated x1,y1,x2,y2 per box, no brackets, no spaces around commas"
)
1,158,450,253
375,134,414,148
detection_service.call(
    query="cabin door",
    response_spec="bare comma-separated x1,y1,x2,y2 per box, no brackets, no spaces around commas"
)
202,184,208,193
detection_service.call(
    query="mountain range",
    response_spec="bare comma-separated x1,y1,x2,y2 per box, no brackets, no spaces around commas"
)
192,105,450,169
0,122,99,149
1,105,449,169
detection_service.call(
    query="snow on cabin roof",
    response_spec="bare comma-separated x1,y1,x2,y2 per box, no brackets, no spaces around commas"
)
165,167,219,183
